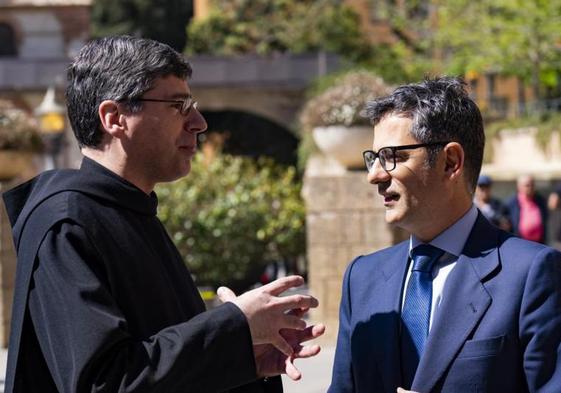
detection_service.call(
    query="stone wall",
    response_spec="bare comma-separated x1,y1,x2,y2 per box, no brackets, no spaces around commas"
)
303,156,407,344
482,127,561,180
0,181,17,347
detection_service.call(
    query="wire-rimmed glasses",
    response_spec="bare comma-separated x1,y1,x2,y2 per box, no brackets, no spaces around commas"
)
136,96,198,116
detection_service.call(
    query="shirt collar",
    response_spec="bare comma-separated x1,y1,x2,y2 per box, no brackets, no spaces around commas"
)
410,204,478,257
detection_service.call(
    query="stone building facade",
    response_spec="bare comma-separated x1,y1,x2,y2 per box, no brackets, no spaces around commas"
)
0,0,90,61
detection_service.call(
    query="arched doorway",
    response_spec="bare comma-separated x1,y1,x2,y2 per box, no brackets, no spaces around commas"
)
199,110,298,166
0,23,17,57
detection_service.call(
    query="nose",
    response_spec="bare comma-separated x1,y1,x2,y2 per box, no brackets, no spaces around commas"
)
184,107,208,134
367,158,391,185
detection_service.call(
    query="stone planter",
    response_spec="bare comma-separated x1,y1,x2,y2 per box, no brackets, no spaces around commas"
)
312,125,372,169
0,150,33,181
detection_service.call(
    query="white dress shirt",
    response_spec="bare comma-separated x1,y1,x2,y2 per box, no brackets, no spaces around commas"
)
402,204,479,330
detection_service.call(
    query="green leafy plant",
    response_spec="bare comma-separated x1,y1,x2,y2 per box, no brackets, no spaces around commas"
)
433,0,561,100
187,0,415,83
157,154,305,291
0,99,43,152
186,0,371,63
91,0,192,52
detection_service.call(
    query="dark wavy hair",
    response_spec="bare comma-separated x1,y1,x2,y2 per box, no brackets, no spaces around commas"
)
366,76,485,193
66,35,192,148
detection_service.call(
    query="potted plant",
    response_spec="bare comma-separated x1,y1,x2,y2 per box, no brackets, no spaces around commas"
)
0,99,43,180
299,70,391,169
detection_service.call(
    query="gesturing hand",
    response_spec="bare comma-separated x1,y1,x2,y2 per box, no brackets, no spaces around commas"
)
217,276,319,356
253,308,325,380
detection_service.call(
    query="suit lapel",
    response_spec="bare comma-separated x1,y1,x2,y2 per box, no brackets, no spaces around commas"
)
373,242,410,392
411,214,500,392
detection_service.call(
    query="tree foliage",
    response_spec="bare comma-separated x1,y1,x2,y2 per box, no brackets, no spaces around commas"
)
157,154,305,291
186,0,414,83
433,0,561,99
91,0,192,51
186,0,371,63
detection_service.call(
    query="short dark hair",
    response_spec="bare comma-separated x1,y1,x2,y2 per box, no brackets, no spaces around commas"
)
365,76,485,193
66,36,192,148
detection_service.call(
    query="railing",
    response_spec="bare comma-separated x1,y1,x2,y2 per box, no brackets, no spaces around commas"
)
516,97,561,117
483,96,561,120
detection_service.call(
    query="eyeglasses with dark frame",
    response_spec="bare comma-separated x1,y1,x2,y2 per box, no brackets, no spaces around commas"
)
363,141,450,172
136,96,198,116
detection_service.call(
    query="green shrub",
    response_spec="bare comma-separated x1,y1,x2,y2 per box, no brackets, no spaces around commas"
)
157,154,305,291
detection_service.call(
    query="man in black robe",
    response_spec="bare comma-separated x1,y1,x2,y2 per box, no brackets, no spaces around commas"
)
2,36,324,392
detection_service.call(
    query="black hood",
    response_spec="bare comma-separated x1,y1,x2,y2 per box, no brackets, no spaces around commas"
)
2,157,158,249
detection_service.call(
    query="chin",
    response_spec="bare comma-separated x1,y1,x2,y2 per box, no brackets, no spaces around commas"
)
384,210,400,225
160,166,191,184
385,208,408,227
174,161,192,179
180,163,192,177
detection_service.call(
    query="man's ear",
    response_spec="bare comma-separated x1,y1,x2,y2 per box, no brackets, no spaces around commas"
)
98,100,127,138
443,142,464,180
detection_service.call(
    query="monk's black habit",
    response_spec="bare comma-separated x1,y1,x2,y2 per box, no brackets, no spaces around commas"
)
2,157,281,393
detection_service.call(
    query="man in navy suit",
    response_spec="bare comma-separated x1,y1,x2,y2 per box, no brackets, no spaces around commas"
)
328,77,561,393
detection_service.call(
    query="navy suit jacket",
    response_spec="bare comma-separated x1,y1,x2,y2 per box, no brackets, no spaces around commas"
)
329,213,561,393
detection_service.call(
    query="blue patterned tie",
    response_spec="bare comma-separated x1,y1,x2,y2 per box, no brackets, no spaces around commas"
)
401,244,444,388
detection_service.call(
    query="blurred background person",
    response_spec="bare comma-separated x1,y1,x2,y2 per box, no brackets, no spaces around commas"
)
548,182,561,212
547,180,561,249
507,174,548,243
474,174,511,231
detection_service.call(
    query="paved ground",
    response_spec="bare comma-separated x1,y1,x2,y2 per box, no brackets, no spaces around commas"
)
0,346,334,392
282,345,335,393
0,348,5,392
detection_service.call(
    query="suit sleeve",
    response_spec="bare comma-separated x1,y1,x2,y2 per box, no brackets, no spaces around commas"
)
28,221,262,393
520,247,561,392
328,258,358,393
